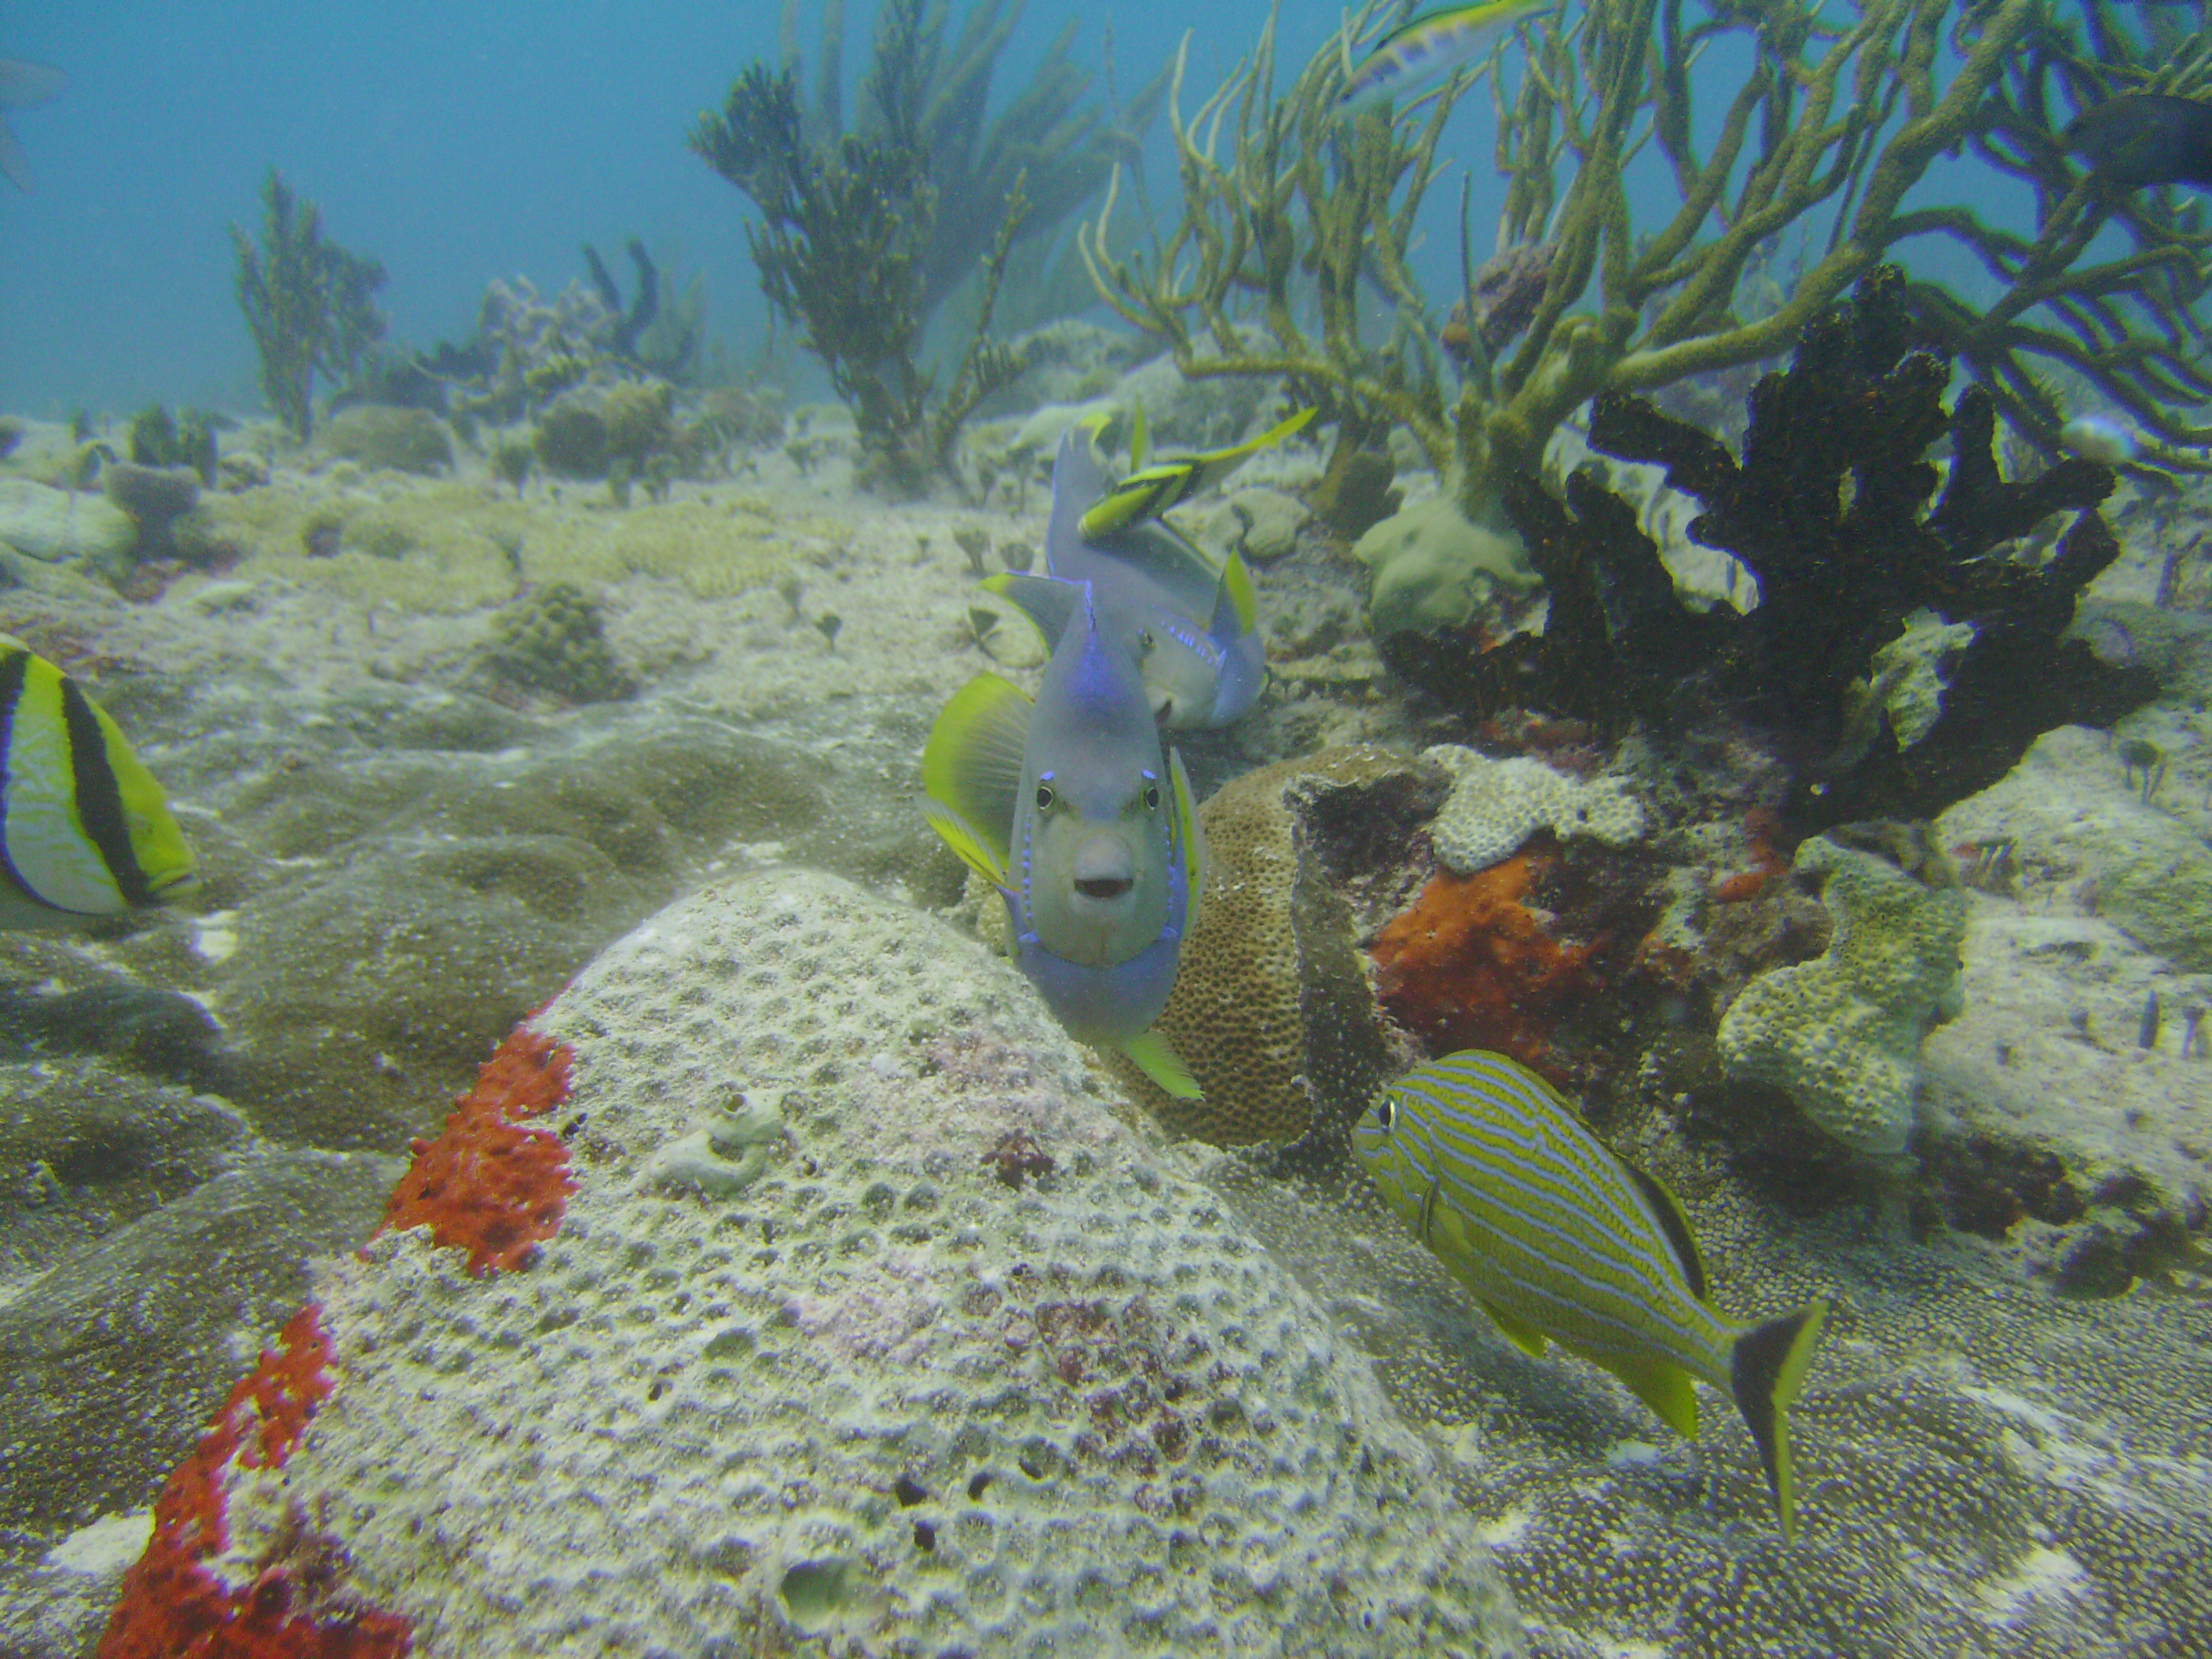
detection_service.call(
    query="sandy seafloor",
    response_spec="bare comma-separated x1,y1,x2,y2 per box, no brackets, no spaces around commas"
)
0,361,2209,1657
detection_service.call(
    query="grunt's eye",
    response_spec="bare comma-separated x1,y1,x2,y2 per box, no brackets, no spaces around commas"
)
1035,785,1054,811
1144,784,1161,810
1375,1097,1394,1131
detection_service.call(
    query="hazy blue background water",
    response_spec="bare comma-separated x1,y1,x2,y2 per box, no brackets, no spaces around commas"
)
2,0,2028,423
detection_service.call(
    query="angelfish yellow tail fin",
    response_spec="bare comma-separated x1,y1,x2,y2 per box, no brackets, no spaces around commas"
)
1120,1027,1202,1098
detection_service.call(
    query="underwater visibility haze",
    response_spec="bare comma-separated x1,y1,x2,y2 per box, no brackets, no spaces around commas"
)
3,1,2212,1655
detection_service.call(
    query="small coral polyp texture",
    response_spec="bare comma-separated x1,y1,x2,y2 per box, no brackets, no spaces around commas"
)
1423,744,1645,873
113,870,1516,1655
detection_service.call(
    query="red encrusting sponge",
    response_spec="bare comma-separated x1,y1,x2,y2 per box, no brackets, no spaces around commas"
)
376,1024,577,1275
95,1305,414,1659
97,1024,577,1653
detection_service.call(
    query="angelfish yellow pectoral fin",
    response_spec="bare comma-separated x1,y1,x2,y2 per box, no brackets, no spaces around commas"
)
1121,1027,1202,1099
921,672,1032,881
921,797,1012,890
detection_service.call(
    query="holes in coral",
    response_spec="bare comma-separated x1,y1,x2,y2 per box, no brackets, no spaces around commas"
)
893,1474,928,1507
967,1471,992,1500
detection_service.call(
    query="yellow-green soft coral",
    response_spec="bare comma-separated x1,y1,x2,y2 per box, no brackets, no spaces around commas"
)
1716,834,1967,1158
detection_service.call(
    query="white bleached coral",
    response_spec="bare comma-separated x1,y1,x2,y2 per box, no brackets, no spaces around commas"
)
213,870,1521,1656
1423,744,1646,873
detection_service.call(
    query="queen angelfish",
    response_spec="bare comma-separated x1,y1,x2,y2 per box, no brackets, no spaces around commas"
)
921,568,1206,1099
1035,417,1276,730
1354,1049,1829,1541
0,634,195,928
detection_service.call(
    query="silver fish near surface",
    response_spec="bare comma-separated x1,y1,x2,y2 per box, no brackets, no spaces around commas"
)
1354,1048,1829,1541
921,430,1207,1098
0,634,196,928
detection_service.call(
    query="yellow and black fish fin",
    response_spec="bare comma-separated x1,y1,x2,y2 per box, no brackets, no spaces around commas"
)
1618,1157,1708,1302
1729,1301,1829,1545
1601,1350,1701,1445
1121,1027,1202,1099
921,673,1031,884
1476,1296,1549,1358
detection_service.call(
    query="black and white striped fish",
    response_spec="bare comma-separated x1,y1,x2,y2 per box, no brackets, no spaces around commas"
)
1353,1048,1828,1541
0,634,195,927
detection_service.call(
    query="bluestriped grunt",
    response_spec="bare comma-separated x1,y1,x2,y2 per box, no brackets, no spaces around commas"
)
0,634,195,928
1353,1048,1827,1540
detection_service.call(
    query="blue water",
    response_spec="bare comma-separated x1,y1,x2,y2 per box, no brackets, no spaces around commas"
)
0,0,1317,416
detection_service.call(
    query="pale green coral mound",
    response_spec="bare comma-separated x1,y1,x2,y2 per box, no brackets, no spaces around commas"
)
1423,744,1646,874
1718,834,1967,1157
1356,495,1541,638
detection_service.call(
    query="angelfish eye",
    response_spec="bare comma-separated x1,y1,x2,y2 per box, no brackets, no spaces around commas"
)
1035,785,1054,811
1144,784,1161,810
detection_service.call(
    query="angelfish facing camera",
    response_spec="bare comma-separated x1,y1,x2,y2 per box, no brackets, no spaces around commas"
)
1354,1049,1829,1540
921,433,1206,1098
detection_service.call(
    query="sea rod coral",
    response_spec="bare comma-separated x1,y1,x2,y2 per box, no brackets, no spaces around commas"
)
1084,0,2212,541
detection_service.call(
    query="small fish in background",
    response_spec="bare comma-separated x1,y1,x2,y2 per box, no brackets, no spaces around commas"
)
1335,1,1547,114
1353,1048,1829,1541
1076,406,1315,541
2064,91,2212,190
0,58,68,192
0,635,196,928
1053,415,1269,728
921,432,1207,1099
2060,412,2143,466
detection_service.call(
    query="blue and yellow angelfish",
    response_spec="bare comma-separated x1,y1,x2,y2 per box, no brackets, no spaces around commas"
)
1053,413,1278,730
0,634,195,928
1355,1049,1829,1540
922,432,1207,1097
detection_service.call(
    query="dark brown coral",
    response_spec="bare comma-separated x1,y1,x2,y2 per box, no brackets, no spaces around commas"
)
1384,266,2159,838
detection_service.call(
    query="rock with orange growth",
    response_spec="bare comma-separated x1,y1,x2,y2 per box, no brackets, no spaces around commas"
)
1370,849,1597,1068
1109,745,1448,1146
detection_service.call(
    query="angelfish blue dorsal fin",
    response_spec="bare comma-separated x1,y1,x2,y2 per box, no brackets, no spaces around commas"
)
983,572,1085,652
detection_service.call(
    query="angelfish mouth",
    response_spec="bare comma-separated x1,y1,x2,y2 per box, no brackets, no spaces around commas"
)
1075,877,1133,901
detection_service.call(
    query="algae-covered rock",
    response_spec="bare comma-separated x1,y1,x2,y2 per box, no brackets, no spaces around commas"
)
601,378,673,463
0,478,137,565
478,580,635,705
148,871,1519,1656
320,404,453,474
1718,832,1968,1157
1355,493,1541,638
533,396,610,478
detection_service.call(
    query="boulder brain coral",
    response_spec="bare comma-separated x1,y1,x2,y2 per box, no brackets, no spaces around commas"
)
109,870,1522,1656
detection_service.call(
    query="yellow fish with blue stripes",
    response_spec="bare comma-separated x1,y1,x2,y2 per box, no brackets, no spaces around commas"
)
1075,406,1315,541
1353,1049,1829,1541
1337,2,1548,112
0,634,195,928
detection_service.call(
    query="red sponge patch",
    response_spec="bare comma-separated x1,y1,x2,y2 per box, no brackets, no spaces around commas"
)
97,1305,414,1659
379,1024,577,1276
